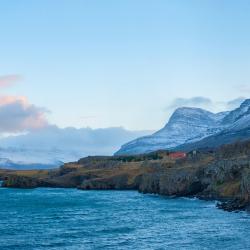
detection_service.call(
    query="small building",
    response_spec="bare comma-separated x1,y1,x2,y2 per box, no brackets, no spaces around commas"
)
169,152,186,159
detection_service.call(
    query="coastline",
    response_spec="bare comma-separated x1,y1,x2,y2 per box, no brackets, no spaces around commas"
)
1,140,250,212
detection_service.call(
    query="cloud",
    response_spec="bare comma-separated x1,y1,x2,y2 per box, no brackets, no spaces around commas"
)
80,115,97,120
165,96,248,114
0,74,48,133
226,97,246,110
237,84,250,93
0,74,22,88
0,96,48,133
0,126,152,163
166,97,213,111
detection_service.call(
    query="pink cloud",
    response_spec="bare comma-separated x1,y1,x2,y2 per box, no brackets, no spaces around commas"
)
0,74,22,88
0,75,48,133
0,95,48,133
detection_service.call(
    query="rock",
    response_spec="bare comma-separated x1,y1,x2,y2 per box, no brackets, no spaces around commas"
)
79,174,131,190
2,175,49,188
217,199,249,212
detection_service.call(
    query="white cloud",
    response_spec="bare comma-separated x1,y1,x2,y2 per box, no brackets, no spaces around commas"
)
237,84,250,93
165,96,248,114
0,126,152,163
226,97,246,110
166,97,213,111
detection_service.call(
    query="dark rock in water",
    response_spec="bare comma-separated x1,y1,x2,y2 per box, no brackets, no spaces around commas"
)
217,199,249,212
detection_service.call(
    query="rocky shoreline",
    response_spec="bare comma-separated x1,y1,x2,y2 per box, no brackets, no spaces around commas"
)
1,140,250,212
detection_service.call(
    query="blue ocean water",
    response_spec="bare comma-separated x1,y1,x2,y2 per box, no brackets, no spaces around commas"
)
0,188,249,250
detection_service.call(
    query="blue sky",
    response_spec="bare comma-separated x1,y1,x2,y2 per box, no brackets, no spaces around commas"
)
0,0,250,131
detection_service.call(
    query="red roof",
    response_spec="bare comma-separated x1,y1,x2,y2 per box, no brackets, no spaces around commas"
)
169,152,186,159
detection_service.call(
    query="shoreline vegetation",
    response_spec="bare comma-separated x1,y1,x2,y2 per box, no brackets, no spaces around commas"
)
1,140,250,212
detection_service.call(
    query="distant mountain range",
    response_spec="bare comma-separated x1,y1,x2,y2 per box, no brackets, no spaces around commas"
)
0,158,63,170
0,127,151,169
115,99,250,155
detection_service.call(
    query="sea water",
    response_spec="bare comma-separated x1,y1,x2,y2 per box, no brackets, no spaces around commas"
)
0,188,250,250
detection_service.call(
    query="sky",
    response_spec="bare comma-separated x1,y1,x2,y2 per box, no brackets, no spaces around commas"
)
0,0,250,133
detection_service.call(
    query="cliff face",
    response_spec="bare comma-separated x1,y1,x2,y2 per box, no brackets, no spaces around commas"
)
2,141,250,212
139,156,250,208
138,142,250,211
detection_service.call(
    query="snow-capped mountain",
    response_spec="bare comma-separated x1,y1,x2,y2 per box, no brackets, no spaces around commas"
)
177,99,250,151
115,99,250,155
0,126,151,169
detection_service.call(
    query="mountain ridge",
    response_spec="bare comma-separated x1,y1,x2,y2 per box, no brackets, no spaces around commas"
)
115,99,250,155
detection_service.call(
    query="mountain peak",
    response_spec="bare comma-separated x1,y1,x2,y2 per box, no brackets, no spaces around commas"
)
116,106,223,155
166,106,217,128
170,106,213,118
176,106,207,111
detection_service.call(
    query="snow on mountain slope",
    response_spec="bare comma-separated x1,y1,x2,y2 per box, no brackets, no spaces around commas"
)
115,99,250,155
222,99,250,125
115,107,228,155
226,113,250,131
176,118,250,152
212,99,250,133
